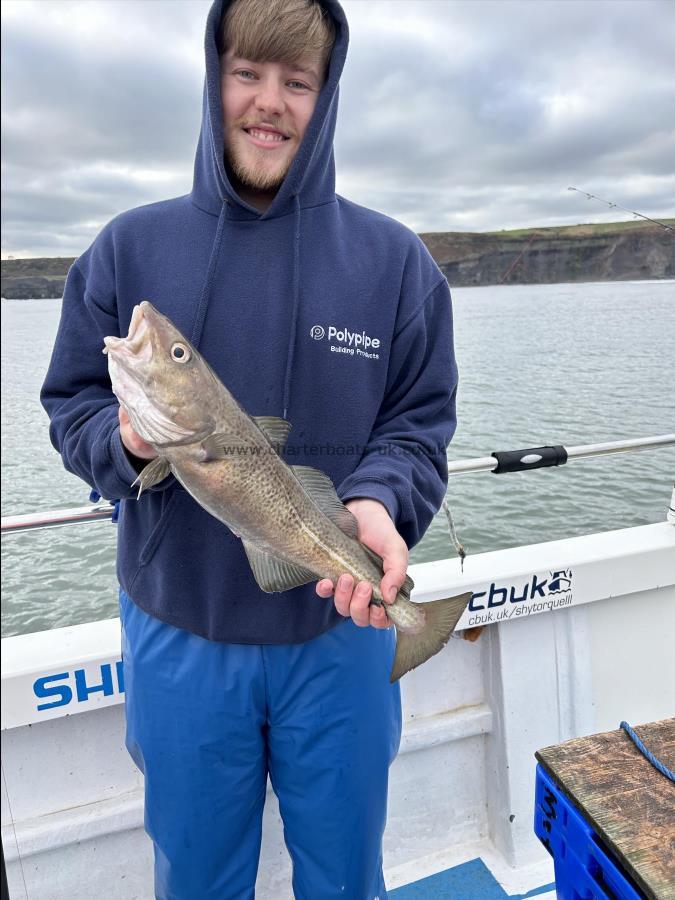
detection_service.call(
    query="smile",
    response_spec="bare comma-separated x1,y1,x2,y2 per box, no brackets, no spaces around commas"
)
244,127,290,147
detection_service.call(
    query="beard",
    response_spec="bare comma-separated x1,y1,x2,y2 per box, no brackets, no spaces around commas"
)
225,144,291,191
224,116,296,192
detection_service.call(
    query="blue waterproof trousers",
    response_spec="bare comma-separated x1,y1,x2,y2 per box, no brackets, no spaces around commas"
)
120,590,402,900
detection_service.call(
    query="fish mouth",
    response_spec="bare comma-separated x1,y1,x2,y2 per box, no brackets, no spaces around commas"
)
103,302,153,364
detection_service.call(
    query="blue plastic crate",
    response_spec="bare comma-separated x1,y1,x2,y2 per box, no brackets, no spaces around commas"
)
534,764,646,900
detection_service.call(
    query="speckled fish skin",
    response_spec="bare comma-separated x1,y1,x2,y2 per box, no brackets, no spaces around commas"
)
104,301,471,681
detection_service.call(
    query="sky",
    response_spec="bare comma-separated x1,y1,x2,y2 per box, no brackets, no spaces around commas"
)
2,0,674,259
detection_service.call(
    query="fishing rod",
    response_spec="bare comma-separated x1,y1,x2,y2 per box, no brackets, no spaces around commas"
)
2,435,674,535
499,230,539,283
567,187,674,233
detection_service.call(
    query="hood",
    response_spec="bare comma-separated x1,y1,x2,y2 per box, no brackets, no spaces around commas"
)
191,0,349,220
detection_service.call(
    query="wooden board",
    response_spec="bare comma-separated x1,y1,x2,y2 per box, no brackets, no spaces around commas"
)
536,718,675,900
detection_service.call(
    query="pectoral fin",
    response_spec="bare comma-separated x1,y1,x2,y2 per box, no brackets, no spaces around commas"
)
133,456,171,498
200,432,245,461
241,539,317,593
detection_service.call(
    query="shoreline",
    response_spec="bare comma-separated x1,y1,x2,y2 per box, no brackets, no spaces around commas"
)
3,219,674,297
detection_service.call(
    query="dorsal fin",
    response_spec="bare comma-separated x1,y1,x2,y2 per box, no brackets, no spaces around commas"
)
399,573,415,601
291,465,359,539
361,543,384,573
253,416,292,453
361,544,414,599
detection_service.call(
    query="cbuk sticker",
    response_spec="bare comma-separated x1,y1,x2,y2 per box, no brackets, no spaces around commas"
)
466,569,573,626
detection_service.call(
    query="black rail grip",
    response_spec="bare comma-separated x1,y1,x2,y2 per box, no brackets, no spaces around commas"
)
491,445,568,474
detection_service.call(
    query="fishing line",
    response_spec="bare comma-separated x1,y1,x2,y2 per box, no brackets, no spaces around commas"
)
567,187,674,232
441,499,466,573
1,758,29,899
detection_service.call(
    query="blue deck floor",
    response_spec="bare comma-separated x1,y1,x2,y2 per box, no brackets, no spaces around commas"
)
389,858,555,899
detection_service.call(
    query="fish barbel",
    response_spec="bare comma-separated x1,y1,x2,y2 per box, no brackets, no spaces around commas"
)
104,301,471,681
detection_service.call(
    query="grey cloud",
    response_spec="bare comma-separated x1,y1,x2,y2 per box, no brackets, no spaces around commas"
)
2,0,674,257
3,28,203,169
335,0,675,230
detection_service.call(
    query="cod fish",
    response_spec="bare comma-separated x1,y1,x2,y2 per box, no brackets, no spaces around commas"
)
104,302,471,681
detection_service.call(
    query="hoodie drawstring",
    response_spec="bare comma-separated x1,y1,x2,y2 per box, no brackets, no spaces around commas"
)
282,194,302,421
190,195,300,422
191,200,229,348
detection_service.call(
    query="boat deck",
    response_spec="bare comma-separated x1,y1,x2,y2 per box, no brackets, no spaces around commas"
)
392,869,555,898
389,856,555,899
3,518,674,899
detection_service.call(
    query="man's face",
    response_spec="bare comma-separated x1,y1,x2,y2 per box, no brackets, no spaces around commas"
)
221,49,324,193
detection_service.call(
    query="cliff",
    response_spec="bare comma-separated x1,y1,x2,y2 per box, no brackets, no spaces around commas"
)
420,220,674,287
1,256,75,300
2,220,673,299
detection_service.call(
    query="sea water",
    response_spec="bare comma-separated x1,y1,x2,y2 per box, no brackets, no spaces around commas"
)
2,280,673,636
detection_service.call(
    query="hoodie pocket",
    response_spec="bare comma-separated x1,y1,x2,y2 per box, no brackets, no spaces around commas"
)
137,490,181,568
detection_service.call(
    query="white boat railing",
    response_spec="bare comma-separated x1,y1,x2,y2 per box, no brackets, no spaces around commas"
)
2,434,674,535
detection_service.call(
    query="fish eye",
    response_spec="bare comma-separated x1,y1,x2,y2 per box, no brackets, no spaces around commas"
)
170,342,191,363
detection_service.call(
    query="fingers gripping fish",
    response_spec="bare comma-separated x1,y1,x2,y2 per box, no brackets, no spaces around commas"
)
104,302,471,681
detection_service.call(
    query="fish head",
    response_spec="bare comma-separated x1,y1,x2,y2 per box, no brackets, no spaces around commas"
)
104,301,219,448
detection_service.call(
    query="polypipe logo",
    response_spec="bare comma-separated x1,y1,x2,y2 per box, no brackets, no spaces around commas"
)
310,324,381,360
467,568,574,626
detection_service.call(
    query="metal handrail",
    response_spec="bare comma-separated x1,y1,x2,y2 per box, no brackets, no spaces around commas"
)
447,434,675,475
2,434,674,535
1,503,115,535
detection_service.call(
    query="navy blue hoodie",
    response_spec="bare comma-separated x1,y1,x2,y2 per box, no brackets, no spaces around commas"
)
41,0,459,644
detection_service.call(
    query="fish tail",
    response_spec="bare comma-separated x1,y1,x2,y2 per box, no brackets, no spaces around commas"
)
389,592,472,683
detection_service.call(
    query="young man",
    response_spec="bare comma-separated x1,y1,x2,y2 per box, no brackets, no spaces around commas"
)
41,1,459,897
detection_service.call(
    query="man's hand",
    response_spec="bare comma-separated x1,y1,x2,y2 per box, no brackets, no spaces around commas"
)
315,498,408,629
119,406,157,461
